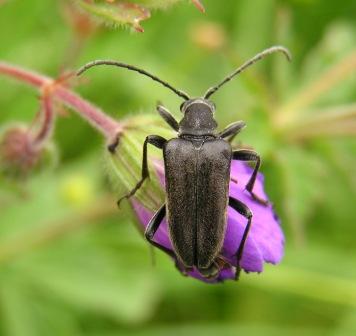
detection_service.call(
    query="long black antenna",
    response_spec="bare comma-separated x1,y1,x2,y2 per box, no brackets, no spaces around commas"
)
204,46,291,99
77,60,190,101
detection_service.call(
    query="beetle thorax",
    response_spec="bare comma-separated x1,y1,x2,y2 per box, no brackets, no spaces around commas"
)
179,98,218,136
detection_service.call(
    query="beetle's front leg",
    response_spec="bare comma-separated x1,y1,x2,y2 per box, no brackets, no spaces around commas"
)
157,103,179,131
117,134,167,206
228,197,253,280
232,149,269,205
219,120,246,143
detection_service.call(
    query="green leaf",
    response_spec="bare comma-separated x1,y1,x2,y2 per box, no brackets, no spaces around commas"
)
0,156,161,328
264,147,325,243
332,309,356,336
16,242,160,323
0,280,37,336
246,244,356,309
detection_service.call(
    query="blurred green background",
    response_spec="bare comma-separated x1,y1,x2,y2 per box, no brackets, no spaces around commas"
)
0,0,356,335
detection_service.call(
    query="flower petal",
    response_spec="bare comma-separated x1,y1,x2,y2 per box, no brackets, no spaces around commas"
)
223,209,264,272
229,161,284,267
131,160,284,282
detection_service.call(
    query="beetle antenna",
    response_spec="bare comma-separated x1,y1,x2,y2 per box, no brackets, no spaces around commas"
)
77,60,190,101
204,46,291,99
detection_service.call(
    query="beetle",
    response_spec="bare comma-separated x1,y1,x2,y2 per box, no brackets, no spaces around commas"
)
77,46,291,279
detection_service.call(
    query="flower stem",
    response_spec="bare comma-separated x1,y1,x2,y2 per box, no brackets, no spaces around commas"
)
0,62,122,141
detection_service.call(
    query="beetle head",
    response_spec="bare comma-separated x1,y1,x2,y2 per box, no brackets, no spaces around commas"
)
178,98,218,136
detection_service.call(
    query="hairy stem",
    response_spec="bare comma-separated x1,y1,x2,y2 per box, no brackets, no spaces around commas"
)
0,62,122,141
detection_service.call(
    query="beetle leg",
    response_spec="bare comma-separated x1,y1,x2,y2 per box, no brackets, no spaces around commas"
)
219,120,246,143
157,103,179,131
146,204,191,275
145,204,170,253
117,134,167,206
232,149,269,205
145,204,178,259
228,197,253,280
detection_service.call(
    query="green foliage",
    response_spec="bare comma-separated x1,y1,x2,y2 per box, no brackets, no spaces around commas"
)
0,0,356,335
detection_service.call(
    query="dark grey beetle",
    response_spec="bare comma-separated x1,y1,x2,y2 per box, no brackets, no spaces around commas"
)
78,46,291,279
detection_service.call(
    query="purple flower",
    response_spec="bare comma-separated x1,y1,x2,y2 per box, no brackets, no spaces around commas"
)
132,160,284,283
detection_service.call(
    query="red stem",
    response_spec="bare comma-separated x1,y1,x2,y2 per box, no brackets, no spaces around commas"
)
0,62,122,141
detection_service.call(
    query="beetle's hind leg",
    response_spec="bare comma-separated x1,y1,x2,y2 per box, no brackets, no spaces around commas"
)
117,135,167,206
228,197,253,280
232,149,269,205
157,103,179,131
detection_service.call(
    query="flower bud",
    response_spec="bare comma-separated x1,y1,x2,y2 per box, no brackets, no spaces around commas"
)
106,114,174,210
0,124,57,178
105,114,284,283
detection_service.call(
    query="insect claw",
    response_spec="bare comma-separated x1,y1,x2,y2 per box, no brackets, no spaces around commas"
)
249,192,270,206
116,196,126,208
117,179,147,208
230,177,238,184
